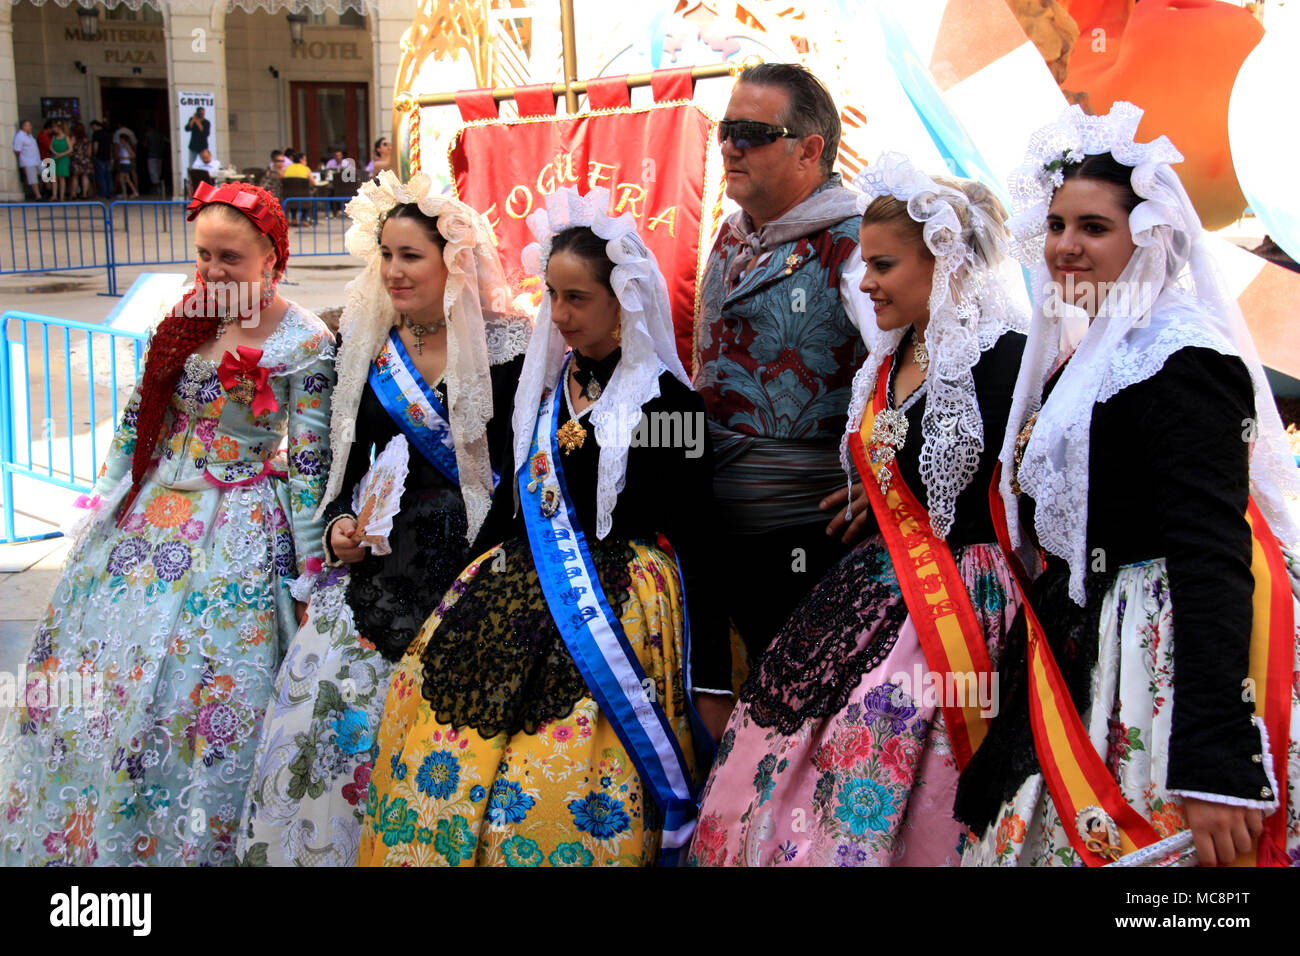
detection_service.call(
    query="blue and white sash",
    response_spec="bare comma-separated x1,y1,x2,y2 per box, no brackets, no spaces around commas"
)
519,359,698,864
369,330,460,484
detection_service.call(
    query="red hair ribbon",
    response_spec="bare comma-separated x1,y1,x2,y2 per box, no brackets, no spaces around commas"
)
218,346,278,418
187,181,290,277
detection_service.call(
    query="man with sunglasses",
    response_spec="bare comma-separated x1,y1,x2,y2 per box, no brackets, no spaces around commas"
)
693,62,872,680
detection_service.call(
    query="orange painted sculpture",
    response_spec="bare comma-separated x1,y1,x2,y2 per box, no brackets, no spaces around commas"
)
1011,0,1264,229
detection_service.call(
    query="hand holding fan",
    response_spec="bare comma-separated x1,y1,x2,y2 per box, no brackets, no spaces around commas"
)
350,434,410,556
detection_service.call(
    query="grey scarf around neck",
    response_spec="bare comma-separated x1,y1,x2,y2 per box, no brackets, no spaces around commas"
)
724,174,864,286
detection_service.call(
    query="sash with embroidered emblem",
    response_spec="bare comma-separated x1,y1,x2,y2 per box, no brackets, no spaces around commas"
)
519,355,699,865
850,354,995,770
369,330,459,484
989,462,1295,866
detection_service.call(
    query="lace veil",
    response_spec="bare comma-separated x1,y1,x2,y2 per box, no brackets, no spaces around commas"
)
512,186,690,540
999,102,1300,604
318,169,529,542
845,152,1028,538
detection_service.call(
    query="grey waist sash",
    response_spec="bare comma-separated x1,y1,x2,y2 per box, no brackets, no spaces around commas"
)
709,420,846,535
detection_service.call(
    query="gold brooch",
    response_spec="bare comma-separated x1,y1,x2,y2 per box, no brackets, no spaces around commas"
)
556,418,587,455
784,252,801,276
1011,411,1039,496
1075,806,1122,863
226,373,256,406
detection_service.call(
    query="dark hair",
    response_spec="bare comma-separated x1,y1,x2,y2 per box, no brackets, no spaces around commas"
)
549,226,614,293
1059,153,1141,213
381,202,445,250
374,137,388,153
292,151,305,164
270,149,283,160
737,62,841,178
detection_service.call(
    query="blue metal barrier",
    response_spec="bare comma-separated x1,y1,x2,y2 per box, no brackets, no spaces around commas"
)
0,201,113,290
2,198,353,298
282,197,351,256
0,309,146,543
107,200,192,294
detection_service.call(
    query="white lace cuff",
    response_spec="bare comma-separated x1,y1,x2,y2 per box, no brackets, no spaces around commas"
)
1167,717,1280,812
288,570,318,603
692,687,735,698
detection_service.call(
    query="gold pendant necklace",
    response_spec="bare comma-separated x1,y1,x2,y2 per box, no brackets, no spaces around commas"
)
556,367,589,455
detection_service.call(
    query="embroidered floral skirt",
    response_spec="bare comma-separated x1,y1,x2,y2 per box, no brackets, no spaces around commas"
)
360,537,699,867
0,474,299,866
237,568,393,866
962,558,1300,867
689,538,1017,867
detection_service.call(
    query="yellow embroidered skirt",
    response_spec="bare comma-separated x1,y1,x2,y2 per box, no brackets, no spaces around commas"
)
359,537,699,866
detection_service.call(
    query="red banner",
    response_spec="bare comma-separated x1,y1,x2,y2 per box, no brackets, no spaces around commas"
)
449,103,719,371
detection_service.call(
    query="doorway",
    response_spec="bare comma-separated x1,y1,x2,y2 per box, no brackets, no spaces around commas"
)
289,82,369,169
100,81,171,196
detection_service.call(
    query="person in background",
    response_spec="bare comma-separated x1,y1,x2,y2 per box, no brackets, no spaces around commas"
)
185,106,210,168
49,121,71,202
70,122,93,200
36,120,54,199
282,151,311,179
112,121,137,151
144,122,165,195
324,148,355,174
365,137,391,178
91,120,113,200
12,119,41,201
114,134,139,198
260,149,286,200
191,147,221,183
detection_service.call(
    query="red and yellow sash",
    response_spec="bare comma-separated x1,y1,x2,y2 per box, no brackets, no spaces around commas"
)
851,355,995,769
989,464,1295,866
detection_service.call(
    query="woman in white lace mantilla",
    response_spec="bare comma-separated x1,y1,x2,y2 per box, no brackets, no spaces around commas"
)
955,102,1300,868
360,186,728,867
689,154,1029,867
0,182,335,866
236,171,530,866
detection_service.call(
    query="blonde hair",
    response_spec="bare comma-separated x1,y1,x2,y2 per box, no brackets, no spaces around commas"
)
861,176,1009,269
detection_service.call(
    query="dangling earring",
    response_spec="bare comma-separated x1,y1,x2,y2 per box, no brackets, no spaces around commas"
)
259,269,276,310
611,309,622,345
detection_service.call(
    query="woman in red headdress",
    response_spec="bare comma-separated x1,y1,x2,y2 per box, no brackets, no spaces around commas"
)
0,182,336,866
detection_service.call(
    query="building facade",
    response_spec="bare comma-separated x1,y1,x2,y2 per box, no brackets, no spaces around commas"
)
1,0,414,200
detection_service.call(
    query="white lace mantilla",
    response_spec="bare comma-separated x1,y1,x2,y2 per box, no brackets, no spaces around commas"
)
321,171,531,543
999,103,1300,605
846,153,1027,537
513,186,690,540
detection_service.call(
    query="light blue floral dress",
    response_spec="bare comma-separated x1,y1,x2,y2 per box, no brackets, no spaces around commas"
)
0,304,334,866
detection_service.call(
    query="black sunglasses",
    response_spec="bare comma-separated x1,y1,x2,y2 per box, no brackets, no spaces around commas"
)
717,120,800,150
